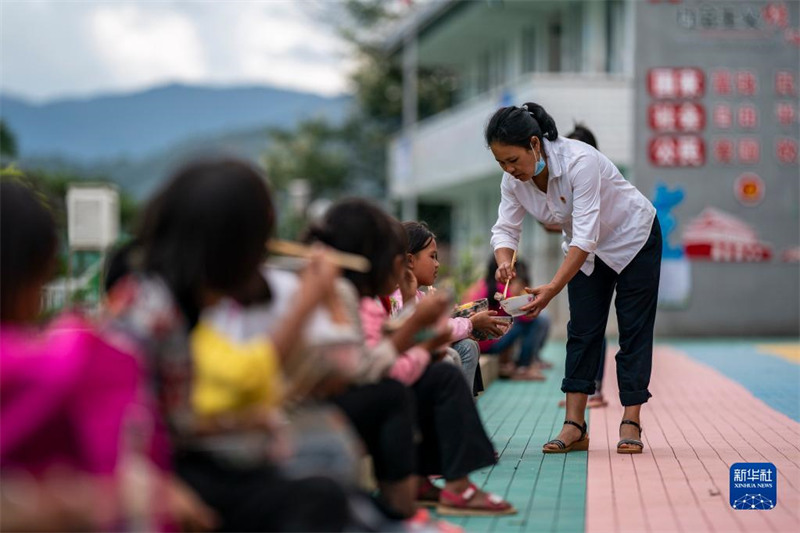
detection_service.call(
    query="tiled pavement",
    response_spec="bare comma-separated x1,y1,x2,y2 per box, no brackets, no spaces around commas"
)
442,342,588,533
439,341,800,533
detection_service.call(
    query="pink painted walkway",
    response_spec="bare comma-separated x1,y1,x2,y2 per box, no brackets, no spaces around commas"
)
587,345,800,533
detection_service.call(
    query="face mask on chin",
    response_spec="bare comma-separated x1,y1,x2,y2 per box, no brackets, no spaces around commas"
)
531,142,546,176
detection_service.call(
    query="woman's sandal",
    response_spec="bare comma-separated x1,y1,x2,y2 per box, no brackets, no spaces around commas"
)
617,419,644,454
436,483,516,516
542,420,589,453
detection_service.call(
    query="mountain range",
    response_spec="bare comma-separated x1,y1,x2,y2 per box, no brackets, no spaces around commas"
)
1,84,351,198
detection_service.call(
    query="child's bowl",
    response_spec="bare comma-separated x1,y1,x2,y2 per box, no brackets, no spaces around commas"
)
499,294,535,317
451,298,489,319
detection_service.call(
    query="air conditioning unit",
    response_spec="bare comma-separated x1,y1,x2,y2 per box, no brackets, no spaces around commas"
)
66,185,119,250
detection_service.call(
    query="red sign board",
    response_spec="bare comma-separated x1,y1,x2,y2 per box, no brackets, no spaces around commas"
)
736,70,758,96
775,102,796,125
713,138,734,163
776,138,798,163
648,67,705,99
775,70,796,95
737,138,761,164
649,136,706,166
712,69,732,95
737,105,758,129
649,102,705,132
683,208,773,262
712,104,732,128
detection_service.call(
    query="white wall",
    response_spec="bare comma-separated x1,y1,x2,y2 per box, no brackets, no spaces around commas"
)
389,73,633,198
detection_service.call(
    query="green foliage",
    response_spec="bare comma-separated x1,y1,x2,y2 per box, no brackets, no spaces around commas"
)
450,236,487,302
262,118,350,197
263,1,457,202
0,166,139,284
275,209,308,242
1,166,69,262
0,119,18,161
338,0,457,128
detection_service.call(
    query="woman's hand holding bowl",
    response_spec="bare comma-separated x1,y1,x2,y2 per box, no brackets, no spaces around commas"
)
519,283,557,318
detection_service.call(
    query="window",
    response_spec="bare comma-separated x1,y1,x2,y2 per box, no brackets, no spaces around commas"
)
606,0,627,73
548,19,562,72
522,27,537,73
477,43,508,94
490,44,508,88
477,51,490,94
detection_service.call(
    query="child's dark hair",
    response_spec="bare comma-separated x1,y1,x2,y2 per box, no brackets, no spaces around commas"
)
0,180,58,322
567,123,598,149
403,221,435,255
485,102,559,149
138,158,274,327
103,240,140,294
306,198,406,298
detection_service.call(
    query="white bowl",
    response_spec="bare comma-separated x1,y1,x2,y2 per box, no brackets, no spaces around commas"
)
499,294,535,317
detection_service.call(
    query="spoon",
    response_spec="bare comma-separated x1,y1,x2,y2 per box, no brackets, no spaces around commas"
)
500,250,517,300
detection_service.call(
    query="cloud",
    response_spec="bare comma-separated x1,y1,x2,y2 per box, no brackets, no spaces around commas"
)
89,4,208,88
222,1,353,95
0,0,352,102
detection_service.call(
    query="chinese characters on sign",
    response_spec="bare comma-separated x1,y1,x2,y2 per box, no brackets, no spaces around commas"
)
636,0,799,323
646,49,798,204
733,468,773,483
730,462,777,510
647,68,706,167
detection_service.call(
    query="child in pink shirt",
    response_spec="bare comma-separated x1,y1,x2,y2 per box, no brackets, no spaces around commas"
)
306,199,515,517
391,222,509,392
0,181,177,531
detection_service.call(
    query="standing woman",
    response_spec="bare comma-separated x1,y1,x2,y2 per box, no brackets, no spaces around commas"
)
486,103,661,454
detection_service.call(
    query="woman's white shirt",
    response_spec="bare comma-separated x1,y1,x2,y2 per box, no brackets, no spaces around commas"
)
491,137,656,276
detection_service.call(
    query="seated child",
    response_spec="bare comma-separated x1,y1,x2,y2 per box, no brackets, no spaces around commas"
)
464,256,551,381
0,181,183,531
104,160,353,532
307,199,516,517
392,222,509,393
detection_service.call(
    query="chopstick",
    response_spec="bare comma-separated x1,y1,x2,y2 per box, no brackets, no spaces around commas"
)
502,249,518,299
267,239,371,273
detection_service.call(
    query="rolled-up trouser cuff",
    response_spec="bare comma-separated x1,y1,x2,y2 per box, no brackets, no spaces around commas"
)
619,389,652,407
561,378,596,395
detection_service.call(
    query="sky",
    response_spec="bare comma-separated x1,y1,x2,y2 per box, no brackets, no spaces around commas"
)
0,0,356,102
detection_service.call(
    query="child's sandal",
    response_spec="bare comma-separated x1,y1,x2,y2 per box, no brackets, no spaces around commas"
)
617,419,644,454
416,477,441,508
436,483,516,516
542,420,589,453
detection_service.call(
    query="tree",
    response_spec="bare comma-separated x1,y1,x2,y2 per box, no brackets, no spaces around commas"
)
331,0,457,196
262,118,350,196
0,120,19,164
0,166,139,278
262,0,457,203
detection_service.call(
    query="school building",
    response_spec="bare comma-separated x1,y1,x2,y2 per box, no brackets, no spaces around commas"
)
385,0,799,336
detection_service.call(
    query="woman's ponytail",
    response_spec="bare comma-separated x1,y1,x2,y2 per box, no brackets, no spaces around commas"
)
486,102,559,148
522,102,559,141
